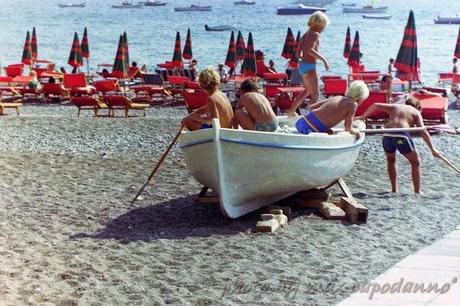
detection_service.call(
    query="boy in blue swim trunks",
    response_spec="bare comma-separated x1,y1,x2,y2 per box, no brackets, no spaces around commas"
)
287,11,330,117
295,80,369,139
356,97,441,194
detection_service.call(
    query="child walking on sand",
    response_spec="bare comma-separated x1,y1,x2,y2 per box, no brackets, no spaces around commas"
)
287,11,330,117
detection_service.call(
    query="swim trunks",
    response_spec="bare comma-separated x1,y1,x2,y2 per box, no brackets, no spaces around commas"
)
255,119,278,132
295,112,329,134
298,61,316,76
382,133,415,155
200,123,213,129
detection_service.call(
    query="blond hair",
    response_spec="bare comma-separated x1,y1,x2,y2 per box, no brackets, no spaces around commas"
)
308,11,329,29
346,81,369,102
198,68,220,91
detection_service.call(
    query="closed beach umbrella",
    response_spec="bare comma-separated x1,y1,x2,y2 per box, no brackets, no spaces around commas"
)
81,27,90,58
31,27,38,60
113,34,128,79
242,32,256,76
343,26,351,59
183,28,193,60
281,27,295,59
21,31,33,65
68,32,83,68
347,31,360,68
225,31,236,69
171,31,183,68
123,31,130,66
394,10,418,82
236,31,246,61
454,27,460,59
288,31,301,68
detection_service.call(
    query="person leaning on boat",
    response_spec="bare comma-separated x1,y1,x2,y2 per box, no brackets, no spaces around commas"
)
233,79,278,132
295,80,369,140
181,68,233,131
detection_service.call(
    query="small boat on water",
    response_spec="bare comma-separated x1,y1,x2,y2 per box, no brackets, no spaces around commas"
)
234,0,255,5
342,2,356,6
112,1,143,8
343,5,388,13
434,16,460,24
174,4,212,12
140,0,166,6
58,2,86,7
363,14,391,19
180,118,364,219
277,4,327,15
204,24,235,32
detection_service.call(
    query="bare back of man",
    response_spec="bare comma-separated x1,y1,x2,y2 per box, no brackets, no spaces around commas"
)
239,92,277,124
311,96,358,128
208,90,234,128
299,30,320,64
384,104,419,129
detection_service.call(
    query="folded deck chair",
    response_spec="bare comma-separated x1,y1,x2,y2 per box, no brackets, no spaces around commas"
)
101,95,150,117
71,96,108,117
63,73,95,96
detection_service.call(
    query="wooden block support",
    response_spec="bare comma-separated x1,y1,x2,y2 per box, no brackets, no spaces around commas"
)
265,205,292,221
294,188,329,209
320,202,347,220
256,215,280,233
196,186,220,204
338,197,368,224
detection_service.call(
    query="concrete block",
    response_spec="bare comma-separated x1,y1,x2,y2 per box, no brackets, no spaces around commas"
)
320,202,347,220
294,188,329,209
339,197,368,224
270,209,288,226
256,215,280,233
265,205,292,220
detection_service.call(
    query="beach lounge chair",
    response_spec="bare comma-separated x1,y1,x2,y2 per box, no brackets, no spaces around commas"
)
101,95,150,117
355,91,389,121
63,73,95,96
322,77,348,97
71,96,108,117
437,72,454,86
42,83,70,102
0,92,22,115
274,93,293,114
93,79,120,96
412,92,448,124
182,90,208,113
5,64,24,78
263,73,288,104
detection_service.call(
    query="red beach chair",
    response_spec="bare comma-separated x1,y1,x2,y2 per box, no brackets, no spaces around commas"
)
437,72,454,86
182,90,208,113
355,91,389,121
101,95,150,117
322,78,348,97
63,73,95,96
42,83,70,102
5,64,24,78
412,93,448,124
93,79,120,96
71,96,108,117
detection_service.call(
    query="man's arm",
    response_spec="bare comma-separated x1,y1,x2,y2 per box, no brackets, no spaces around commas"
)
305,32,329,70
355,103,393,120
344,102,360,139
414,112,440,157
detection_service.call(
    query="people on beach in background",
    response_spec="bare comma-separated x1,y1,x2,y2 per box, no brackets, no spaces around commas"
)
60,66,67,74
287,11,330,116
295,81,369,139
388,58,395,76
356,98,440,194
129,61,146,79
181,68,233,131
233,79,278,132
48,76,56,84
452,58,458,74
100,68,110,78
71,66,78,74
27,70,41,91
217,63,228,83
267,60,277,73
189,59,198,81
380,75,391,91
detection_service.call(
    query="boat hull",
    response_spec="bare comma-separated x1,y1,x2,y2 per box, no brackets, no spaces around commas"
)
343,6,388,13
363,14,391,19
277,6,327,15
174,6,212,11
434,18,460,24
180,118,364,219
112,4,143,8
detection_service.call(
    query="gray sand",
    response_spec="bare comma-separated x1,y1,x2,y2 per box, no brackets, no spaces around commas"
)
1,105,459,305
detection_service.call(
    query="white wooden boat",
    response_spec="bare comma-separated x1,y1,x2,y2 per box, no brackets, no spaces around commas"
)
234,0,255,5
174,4,212,12
112,1,143,8
180,118,365,219
277,4,327,15
58,2,86,7
204,24,235,32
343,5,388,13
141,0,166,6
434,16,460,25
363,14,391,19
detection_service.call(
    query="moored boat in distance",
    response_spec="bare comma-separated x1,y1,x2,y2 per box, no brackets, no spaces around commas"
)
234,0,255,5
343,5,388,13
58,2,86,7
112,1,143,8
174,4,212,12
434,16,460,24
363,14,391,19
141,0,166,6
342,2,356,6
277,4,327,15
180,118,365,219
204,24,235,32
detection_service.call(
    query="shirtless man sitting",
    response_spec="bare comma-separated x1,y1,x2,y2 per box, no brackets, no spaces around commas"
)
295,80,369,139
233,79,278,132
356,98,440,194
181,68,234,130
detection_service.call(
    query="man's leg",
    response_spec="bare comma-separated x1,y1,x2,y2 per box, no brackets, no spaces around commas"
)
234,109,255,130
183,117,202,131
386,153,398,193
403,151,421,193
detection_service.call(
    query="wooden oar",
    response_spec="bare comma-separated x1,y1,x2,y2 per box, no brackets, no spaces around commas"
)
332,126,427,134
438,155,460,175
130,124,185,206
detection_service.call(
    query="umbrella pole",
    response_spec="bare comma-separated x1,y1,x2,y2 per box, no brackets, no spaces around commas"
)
86,58,90,77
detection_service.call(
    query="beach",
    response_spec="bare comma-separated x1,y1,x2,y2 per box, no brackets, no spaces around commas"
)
0,104,459,305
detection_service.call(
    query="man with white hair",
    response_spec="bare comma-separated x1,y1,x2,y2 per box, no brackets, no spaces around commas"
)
294,80,369,140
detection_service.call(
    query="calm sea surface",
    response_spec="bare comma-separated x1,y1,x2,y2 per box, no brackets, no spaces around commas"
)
1,0,459,84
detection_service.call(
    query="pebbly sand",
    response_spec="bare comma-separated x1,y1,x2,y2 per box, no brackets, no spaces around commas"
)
1,104,460,305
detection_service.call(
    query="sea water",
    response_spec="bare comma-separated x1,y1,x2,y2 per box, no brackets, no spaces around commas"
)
0,0,459,85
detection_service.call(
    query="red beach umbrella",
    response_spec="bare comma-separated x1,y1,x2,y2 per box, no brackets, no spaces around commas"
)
281,27,295,59
113,34,129,79
454,27,460,59
68,32,83,68
123,31,130,67
288,31,301,68
171,31,183,68
21,31,33,65
81,27,90,58
343,26,351,59
242,32,256,76
347,31,360,68
236,31,246,62
394,10,419,82
31,27,38,60
225,31,236,69
183,28,193,60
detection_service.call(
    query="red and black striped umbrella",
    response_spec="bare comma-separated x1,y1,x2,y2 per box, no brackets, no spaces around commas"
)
242,32,256,76
454,27,460,59
31,27,38,60
81,27,90,59
113,34,128,79
21,31,33,65
236,31,246,61
281,27,295,59
394,10,418,80
343,26,351,59
289,31,302,67
225,31,236,69
171,31,183,68
347,30,360,67
183,28,193,60
123,31,130,66
68,32,83,68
